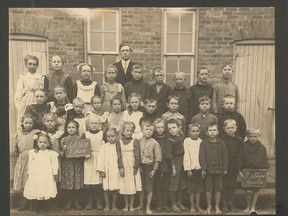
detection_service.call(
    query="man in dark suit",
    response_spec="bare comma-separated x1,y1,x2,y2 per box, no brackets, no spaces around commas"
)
114,43,134,86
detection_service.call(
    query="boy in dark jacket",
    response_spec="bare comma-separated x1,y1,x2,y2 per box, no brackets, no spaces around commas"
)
237,128,269,214
199,123,228,214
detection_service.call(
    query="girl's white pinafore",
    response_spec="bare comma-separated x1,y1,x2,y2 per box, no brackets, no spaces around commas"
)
24,149,59,200
84,131,103,185
118,139,142,195
97,142,120,191
122,110,143,139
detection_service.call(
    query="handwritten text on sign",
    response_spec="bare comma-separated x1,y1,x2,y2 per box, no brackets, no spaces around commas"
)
241,169,268,188
65,139,91,158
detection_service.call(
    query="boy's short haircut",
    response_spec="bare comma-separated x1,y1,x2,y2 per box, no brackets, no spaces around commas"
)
110,96,123,106
132,63,143,72
207,123,219,131
90,95,102,104
199,96,211,104
221,65,233,71
188,123,201,131
246,128,261,136
223,94,236,102
35,88,48,96
73,97,85,105
197,66,209,75
167,95,180,103
223,119,237,127
119,43,132,52
122,121,136,132
167,118,180,127
24,55,39,66
42,113,57,123
128,93,142,103
153,118,166,127
104,64,118,75
144,97,157,105
141,120,153,129
173,71,185,79
54,85,66,93
152,66,164,76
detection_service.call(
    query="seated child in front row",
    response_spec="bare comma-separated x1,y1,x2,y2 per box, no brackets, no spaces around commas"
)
183,123,204,213
23,132,59,212
218,95,246,140
138,121,162,215
237,128,269,214
162,95,186,135
152,118,172,213
116,122,142,212
167,119,188,213
220,119,243,213
81,115,104,210
191,96,218,140
199,123,228,214
97,128,120,211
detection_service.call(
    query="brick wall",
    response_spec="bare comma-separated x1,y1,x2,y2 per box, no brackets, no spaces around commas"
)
198,7,275,83
9,7,275,85
9,8,85,81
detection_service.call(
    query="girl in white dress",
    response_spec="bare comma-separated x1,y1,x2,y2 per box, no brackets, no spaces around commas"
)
81,115,103,210
97,128,120,211
123,93,143,139
116,122,142,211
23,132,59,211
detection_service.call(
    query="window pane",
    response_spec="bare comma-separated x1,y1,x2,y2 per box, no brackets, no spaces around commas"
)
90,12,102,31
104,33,116,51
180,34,193,53
179,56,192,73
165,56,178,73
104,12,116,31
167,13,179,33
104,55,117,67
90,33,102,51
166,33,179,53
90,55,103,72
180,13,192,32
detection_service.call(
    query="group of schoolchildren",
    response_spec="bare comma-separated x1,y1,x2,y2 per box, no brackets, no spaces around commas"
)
13,54,270,215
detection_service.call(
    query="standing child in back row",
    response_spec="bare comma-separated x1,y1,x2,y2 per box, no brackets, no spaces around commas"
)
72,63,101,114
189,67,214,119
212,65,240,115
171,71,190,122
147,67,172,116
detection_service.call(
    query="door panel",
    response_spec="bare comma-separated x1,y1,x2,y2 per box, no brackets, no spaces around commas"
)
234,41,275,155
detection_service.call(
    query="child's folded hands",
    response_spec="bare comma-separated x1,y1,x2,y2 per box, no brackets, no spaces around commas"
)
187,170,193,178
119,168,125,177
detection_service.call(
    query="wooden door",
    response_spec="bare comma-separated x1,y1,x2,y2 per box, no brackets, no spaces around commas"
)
9,35,48,180
234,40,275,155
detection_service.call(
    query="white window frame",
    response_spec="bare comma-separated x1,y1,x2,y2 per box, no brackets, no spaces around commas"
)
85,8,120,74
163,9,197,84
